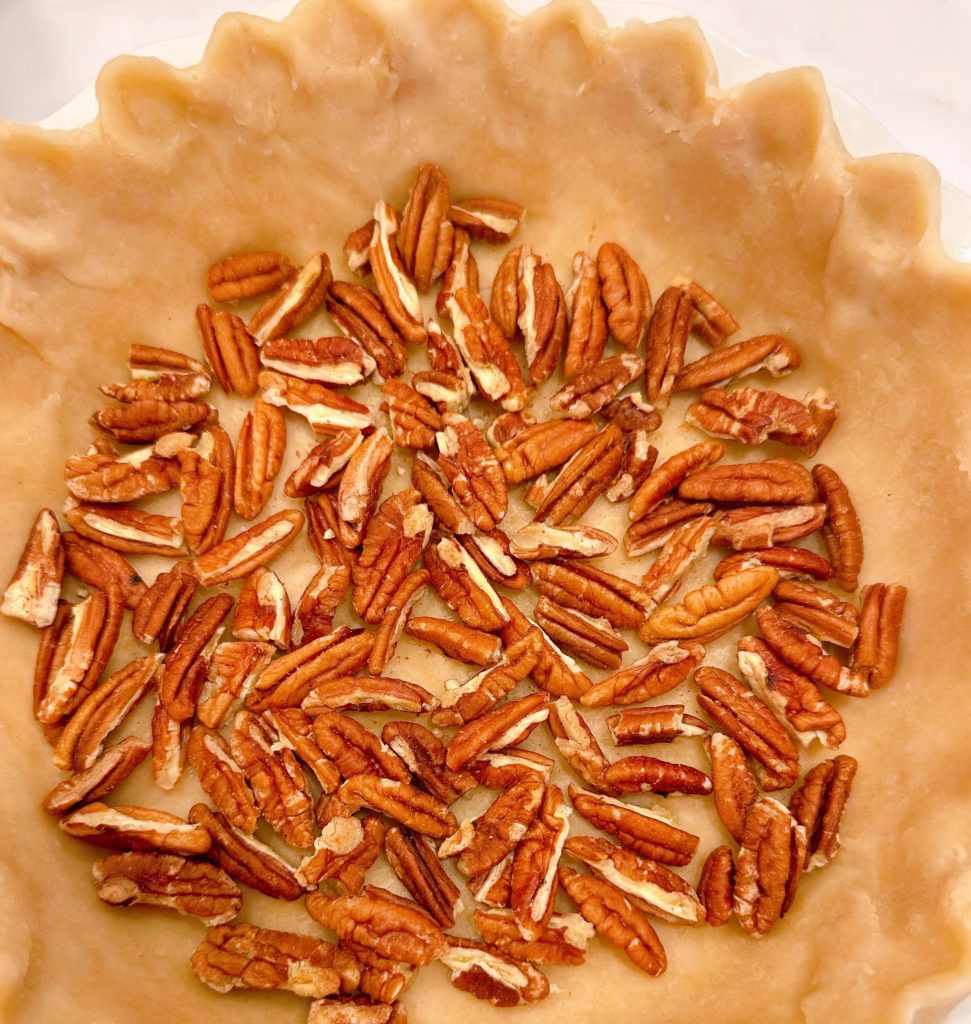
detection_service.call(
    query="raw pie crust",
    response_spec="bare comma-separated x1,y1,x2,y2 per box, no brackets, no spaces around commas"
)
1,1,970,1023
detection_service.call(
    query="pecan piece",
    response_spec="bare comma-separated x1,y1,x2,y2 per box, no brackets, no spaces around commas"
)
151,697,188,790
42,736,150,815
191,508,304,586
411,453,475,535
60,802,212,855
312,711,410,784
446,692,549,770
192,922,358,997
511,522,616,562
563,251,608,378
500,597,593,700
177,426,235,554
385,826,461,927
64,499,185,557
368,569,430,674
196,304,261,396
511,785,571,939
442,289,517,405
628,440,724,522
532,558,652,630
306,491,357,568
294,563,352,645
645,285,691,407
232,567,292,649
197,640,275,727
208,250,295,302
398,164,453,291
425,534,509,631
344,218,378,276
337,427,394,547
567,785,699,866
624,499,715,556
534,597,627,670
459,528,531,590
369,201,426,343
670,277,739,345
606,429,659,503
597,242,651,351
679,459,816,505
308,999,407,1024
772,579,858,647
450,197,525,242
559,867,665,976
2,508,63,627
494,419,598,484
160,593,233,722
90,399,217,444
711,503,826,550
233,399,286,519
303,676,437,716
675,334,801,393
469,748,556,789
61,533,145,611
813,463,864,591
436,229,479,317
607,705,708,746
733,797,807,936
380,380,442,449
473,910,594,966
286,431,363,497
264,707,342,793
789,754,858,870
260,369,374,434
547,696,612,792
638,565,778,645
326,280,408,379
109,346,211,402
404,616,501,666
695,667,800,791
468,856,513,908
704,733,758,843
261,335,376,385
64,445,179,504
851,582,907,688
248,251,332,343
533,423,624,526
697,845,734,926
441,937,550,1006
603,757,713,796
381,721,476,805
713,546,834,582
297,815,386,893
602,393,662,432
187,726,259,833
640,516,716,605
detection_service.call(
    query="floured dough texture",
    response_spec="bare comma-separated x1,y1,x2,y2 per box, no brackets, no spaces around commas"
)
0,2,970,1023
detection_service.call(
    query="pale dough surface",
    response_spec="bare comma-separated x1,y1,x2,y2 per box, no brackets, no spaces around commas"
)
0,1,970,1023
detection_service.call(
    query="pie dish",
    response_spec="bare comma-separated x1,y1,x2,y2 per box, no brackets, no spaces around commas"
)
1,1,970,1023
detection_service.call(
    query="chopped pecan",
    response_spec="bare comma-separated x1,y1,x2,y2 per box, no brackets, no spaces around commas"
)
52,654,161,771
563,251,608,378
151,697,188,790
352,490,433,624
703,735,758,846
679,458,816,505
534,597,627,670
160,593,233,722
713,546,834,582
64,499,185,557
597,242,651,351
303,676,437,716
446,691,549,770
397,164,453,291
565,835,705,926
644,285,691,407
606,705,708,746
232,567,292,649
602,393,662,432
197,640,275,727
547,696,612,792
297,815,386,893
191,508,304,586
559,866,665,976
208,250,295,302
233,400,286,520
473,909,594,966
510,522,617,561
697,845,734,926
624,500,715,556
638,565,778,645
61,533,145,611
187,726,259,833
177,426,235,554
606,429,659,503
640,516,716,605
312,711,410,784
789,754,858,870
306,886,447,965
510,785,571,940
851,582,907,688
628,440,724,522
308,999,407,1024
2,508,63,627
494,419,598,485
425,534,509,631
188,803,304,900
264,707,342,792
385,826,461,927
260,369,374,434
404,616,500,666
64,444,179,504
531,558,652,630
603,757,712,796
286,431,363,498
711,503,826,550
772,580,858,647
670,278,739,345
733,797,807,936
261,335,376,386
196,304,261,396
436,228,479,317
695,667,800,791
230,710,316,847
675,334,801,393
813,464,864,591
248,251,332,343
192,922,358,997
42,736,150,815
370,201,426,343
337,428,394,547
567,785,699,866
294,563,351,645
533,423,624,526
381,721,476,805
458,528,531,590
756,605,869,698
469,748,556,789
450,197,525,242
368,569,430,674
90,399,218,444
441,937,550,1006
380,380,442,449
93,851,241,926
326,280,408,379
60,802,212,855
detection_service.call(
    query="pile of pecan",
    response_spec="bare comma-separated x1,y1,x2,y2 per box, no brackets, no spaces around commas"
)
4,162,908,1022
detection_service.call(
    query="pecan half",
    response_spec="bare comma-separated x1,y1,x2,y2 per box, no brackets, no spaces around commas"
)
606,429,659,504
732,797,807,936
563,251,608,378
381,380,442,449
248,251,332,343
459,528,531,591
178,427,235,554
90,400,218,444
597,242,651,351
443,289,517,406
851,582,907,688
670,277,739,345
232,567,292,649
704,733,758,843
473,909,594,966
160,593,233,722
519,252,568,383
303,676,437,716
61,533,145,611
446,691,549,770
531,558,652,630
674,335,801,393
547,696,612,791
711,503,826,551
436,229,479,317
64,445,179,504
628,440,724,522
509,522,617,561
644,285,691,407
293,564,351,646
93,852,241,926
264,707,342,793
197,640,275,727
450,197,525,242
713,546,834,582
640,516,716,606
385,826,461,927
60,802,212,855
42,736,150,815
411,453,475,534
436,413,508,530
297,815,386,893
469,748,556,789
381,721,476,805
64,500,185,557
511,785,571,939
771,580,858,646
306,491,357,568
196,304,261,396
368,569,430,674
535,597,627,670
603,757,712,796
286,431,363,498
113,346,211,402
233,399,286,519
494,418,598,484
695,667,800,791
397,164,453,292
697,845,734,926
208,250,295,302
624,500,715,556
312,711,410,784
151,697,188,790
326,280,408,379
337,427,394,547
191,508,304,586
813,464,864,591
533,423,624,526
500,597,593,700
370,201,426,343
679,459,816,505
260,369,374,434
404,616,501,666
607,705,708,748
424,534,509,631
187,726,259,833
602,393,662,433
789,754,858,870
2,508,63,627
441,937,550,1006
261,335,376,385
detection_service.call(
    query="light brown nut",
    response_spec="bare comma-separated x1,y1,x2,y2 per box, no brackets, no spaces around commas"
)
196,304,261,397
197,640,275,728
697,845,735,926
436,228,479,319
679,459,817,505
459,528,531,591
704,733,758,843
628,440,724,522
64,499,185,557
436,413,507,530
42,736,150,816
494,419,598,485
385,826,461,928
772,580,858,647
381,721,476,805
756,606,869,698
264,707,342,793
246,627,374,712
675,334,801,393
424,534,509,632
108,346,211,402
602,393,663,433
326,280,408,379
248,251,332,344
232,567,292,649
711,503,826,550
90,400,218,444
61,533,146,611
450,197,525,242
713,546,834,582
2,508,62,628
567,785,699,866
733,797,807,936
789,754,858,870
446,692,549,771
367,570,430,674
426,312,475,380
563,251,608,378
519,253,568,383
533,423,624,526
404,616,501,666
260,369,373,435
851,582,907,688
441,936,550,1006
473,910,593,966
177,427,235,554
317,941,409,1004
597,242,651,351
565,834,705,926
369,201,427,343
233,400,287,521
129,344,208,376
231,710,316,847
607,705,708,747
192,922,358,997
644,285,691,407
52,654,161,772
606,429,659,504
440,775,545,878
510,522,617,562
306,491,358,569
64,445,178,505
411,453,474,535
292,565,350,647
531,558,653,630
397,164,453,292
468,856,514,908
547,696,612,792
510,785,571,940
737,635,846,749
191,508,304,587
535,597,627,670
489,244,526,339
640,516,716,605
559,866,665,976
603,757,712,797
638,565,779,645
261,335,376,386
93,851,241,926
208,250,295,303
312,711,410,784
297,815,386,894
308,886,448,965
813,463,864,591
187,726,259,833
60,802,212,855
695,667,800,791
303,676,436,716
412,367,473,415
160,593,233,722
344,218,378,276
309,999,407,1024
380,380,442,450
337,428,394,547
285,431,363,498
669,277,739,345
352,490,433,624
151,697,188,790
624,500,715,557
469,748,556,789
188,803,304,900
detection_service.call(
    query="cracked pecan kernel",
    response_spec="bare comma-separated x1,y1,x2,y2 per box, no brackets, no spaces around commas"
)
442,936,551,1006
297,815,386,894
260,369,374,435
326,280,408,379
64,500,185,558
232,567,292,649
61,533,145,611
547,696,612,792
261,335,376,386
446,691,550,771
704,733,758,843
2,508,63,627
671,277,739,345
308,999,407,1024
509,521,617,561
606,429,658,504
370,201,427,344
64,444,179,505
436,228,479,317
470,747,556,789
675,334,801,393
381,380,443,450
603,757,713,797
42,736,150,816
697,845,734,926
424,534,509,632
813,463,864,591
597,242,651,351
151,697,188,791
624,500,715,557
191,508,304,587
772,579,859,647
160,593,233,722
789,754,858,870
344,218,378,276
248,251,332,343
606,705,708,746
645,285,691,408
533,423,624,526
494,418,598,484
712,503,826,551
208,250,295,303
196,304,261,397
196,640,274,728
459,528,531,591
312,711,410,784
436,413,507,531
640,516,715,606
398,164,453,292
511,785,571,940
628,440,724,522
187,726,259,833
404,616,501,666
602,393,662,433
713,546,834,582
563,251,608,378
285,431,363,498
60,802,212,856
336,427,394,548
473,909,594,966
534,597,627,670
450,197,525,242
381,721,476,805
385,825,461,928
851,582,907,689
305,491,356,569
